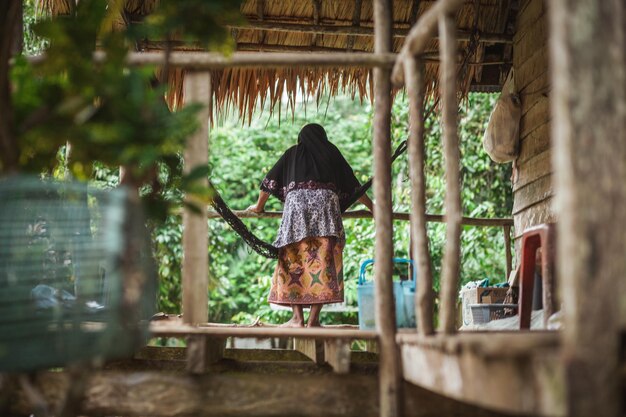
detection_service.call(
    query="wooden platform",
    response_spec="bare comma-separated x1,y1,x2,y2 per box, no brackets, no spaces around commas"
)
150,321,379,340
104,346,380,375
398,331,564,417
149,321,379,374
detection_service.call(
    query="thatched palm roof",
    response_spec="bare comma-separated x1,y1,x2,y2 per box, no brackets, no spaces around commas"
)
40,0,515,121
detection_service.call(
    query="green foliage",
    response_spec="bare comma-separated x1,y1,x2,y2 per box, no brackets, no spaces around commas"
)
155,93,512,325
22,0,47,55
11,0,239,221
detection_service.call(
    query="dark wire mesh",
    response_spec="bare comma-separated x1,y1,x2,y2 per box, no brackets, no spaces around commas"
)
0,177,156,372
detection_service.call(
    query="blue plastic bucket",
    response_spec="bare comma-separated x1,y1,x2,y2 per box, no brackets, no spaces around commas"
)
357,258,417,330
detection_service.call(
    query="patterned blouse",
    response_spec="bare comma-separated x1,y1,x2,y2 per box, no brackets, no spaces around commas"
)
272,186,345,248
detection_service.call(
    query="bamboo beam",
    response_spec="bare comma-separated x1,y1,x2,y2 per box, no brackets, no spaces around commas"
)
311,0,321,46
182,72,210,325
150,323,378,340
550,0,625,416
373,0,403,416
55,51,398,69
391,0,465,87
346,0,363,51
205,209,513,226
409,0,422,26
228,19,513,43
235,42,382,54
134,41,510,66
405,56,434,336
257,0,266,45
30,50,508,70
437,13,462,335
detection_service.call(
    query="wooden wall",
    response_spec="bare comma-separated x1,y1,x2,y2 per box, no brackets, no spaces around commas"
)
512,0,553,254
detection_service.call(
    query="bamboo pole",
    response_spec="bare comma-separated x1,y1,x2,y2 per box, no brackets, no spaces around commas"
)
346,0,363,51
437,13,462,335
134,42,509,66
550,0,625,415
256,0,266,45
225,20,513,43
106,51,396,69
391,0,465,87
205,209,513,226
405,56,434,336
182,72,211,325
311,0,321,47
373,0,403,416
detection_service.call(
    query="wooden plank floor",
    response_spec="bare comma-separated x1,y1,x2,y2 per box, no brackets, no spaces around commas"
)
398,331,564,417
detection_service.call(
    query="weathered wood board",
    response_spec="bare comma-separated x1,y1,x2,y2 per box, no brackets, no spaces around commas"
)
5,370,512,417
513,198,555,239
519,96,550,141
518,122,550,163
519,71,550,117
512,175,553,215
511,0,553,259
513,150,552,192
514,0,545,41
399,332,565,417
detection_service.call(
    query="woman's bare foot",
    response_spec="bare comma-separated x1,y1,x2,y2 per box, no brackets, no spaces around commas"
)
280,317,304,327
306,304,323,327
281,305,305,327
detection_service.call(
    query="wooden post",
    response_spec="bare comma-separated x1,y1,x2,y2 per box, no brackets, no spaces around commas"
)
182,72,211,325
390,0,464,87
373,0,403,416
11,1,22,56
405,56,434,336
294,338,324,364
186,336,225,374
503,225,512,279
324,339,352,374
0,1,22,172
550,0,625,416
437,13,462,335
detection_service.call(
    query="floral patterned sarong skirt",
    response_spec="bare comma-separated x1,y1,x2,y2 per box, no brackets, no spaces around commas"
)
268,236,344,305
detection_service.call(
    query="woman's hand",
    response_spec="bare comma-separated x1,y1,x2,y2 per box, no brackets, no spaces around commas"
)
246,204,264,213
247,191,269,213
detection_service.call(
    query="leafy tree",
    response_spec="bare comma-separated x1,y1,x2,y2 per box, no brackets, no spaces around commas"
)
2,0,242,219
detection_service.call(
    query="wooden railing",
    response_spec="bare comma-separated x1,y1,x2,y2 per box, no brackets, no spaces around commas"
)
207,209,514,278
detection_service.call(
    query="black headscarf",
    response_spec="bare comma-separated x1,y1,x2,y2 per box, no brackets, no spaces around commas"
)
260,124,361,208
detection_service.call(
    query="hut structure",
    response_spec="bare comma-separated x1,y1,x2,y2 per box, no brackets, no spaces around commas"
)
5,0,625,417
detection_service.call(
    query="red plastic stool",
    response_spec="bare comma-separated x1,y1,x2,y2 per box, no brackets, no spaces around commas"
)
519,223,556,329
